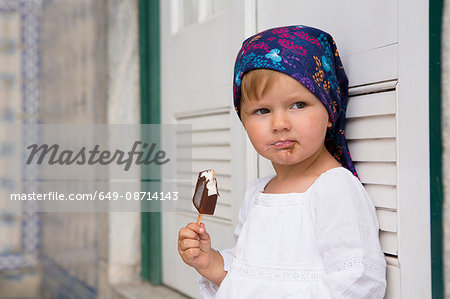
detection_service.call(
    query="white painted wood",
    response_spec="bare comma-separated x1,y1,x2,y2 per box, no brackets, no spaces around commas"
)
175,106,230,119
380,231,398,255
210,203,233,221
377,210,398,233
346,115,396,139
244,0,257,37
347,91,396,118
258,154,275,178
355,162,397,185
364,184,397,210
177,109,230,129
397,0,431,297
386,256,400,268
343,44,398,87
188,146,231,160
161,1,250,297
348,80,397,97
347,139,396,162
238,0,259,187
191,129,231,145
184,201,234,221
386,265,401,298
256,0,397,57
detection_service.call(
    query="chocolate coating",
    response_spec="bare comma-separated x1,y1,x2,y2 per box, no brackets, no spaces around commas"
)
192,170,219,215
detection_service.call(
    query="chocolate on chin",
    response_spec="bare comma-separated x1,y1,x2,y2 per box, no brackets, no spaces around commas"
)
193,169,219,215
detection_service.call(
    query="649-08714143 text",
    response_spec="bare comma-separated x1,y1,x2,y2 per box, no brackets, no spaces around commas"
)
9,191,179,201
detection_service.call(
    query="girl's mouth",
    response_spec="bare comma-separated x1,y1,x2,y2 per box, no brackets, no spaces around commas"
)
264,140,295,150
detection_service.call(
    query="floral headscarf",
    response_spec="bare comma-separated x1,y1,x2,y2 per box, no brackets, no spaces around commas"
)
233,25,358,178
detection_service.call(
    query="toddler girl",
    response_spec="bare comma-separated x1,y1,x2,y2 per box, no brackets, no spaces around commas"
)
178,25,387,298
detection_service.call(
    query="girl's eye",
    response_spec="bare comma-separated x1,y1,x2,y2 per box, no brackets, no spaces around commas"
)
292,102,306,109
255,108,270,115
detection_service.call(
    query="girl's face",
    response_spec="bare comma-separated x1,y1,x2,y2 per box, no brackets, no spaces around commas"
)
240,72,331,168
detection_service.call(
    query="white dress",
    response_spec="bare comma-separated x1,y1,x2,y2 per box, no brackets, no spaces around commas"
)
199,167,387,298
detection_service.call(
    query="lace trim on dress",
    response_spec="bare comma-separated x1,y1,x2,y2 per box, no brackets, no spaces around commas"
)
231,260,326,281
231,255,386,281
327,255,386,274
255,193,306,207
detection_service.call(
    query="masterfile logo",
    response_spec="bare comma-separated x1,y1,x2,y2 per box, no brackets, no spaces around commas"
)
5,124,191,181
26,141,170,171
2,124,193,212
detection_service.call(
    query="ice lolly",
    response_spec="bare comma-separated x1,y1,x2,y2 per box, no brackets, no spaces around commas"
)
193,169,219,224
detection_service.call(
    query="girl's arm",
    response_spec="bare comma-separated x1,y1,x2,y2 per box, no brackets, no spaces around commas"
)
178,222,227,287
178,176,264,296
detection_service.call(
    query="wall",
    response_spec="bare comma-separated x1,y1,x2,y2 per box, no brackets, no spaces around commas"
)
0,1,41,297
0,0,141,297
39,0,141,297
39,0,107,297
99,0,141,297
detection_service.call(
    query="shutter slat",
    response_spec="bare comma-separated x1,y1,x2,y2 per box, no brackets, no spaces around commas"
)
178,112,230,131
385,264,401,298
347,138,396,162
347,91,396,118
377,209,397,233
380,231,398,255
364,184,397,210
192,129,230,145
344,43,398,87
190,146,231,160
348,80,397,97
355,162,397,185
346,115,396,139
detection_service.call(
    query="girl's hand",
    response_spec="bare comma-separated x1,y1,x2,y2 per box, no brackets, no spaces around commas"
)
178,222,212,270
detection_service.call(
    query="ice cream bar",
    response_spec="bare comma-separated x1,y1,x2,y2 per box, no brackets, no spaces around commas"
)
193,169,219,223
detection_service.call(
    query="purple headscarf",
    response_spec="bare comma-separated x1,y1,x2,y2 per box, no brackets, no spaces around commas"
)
233,25,358,178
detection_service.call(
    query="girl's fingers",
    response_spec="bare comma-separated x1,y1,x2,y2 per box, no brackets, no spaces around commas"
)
184,247,200,258
178,227,200,241
198,223,210,240
184,222,209,239
185,222,201,233
179,239,200,251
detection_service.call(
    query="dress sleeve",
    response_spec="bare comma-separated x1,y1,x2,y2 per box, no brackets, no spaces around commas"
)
198,177,264,298
309,171,387,299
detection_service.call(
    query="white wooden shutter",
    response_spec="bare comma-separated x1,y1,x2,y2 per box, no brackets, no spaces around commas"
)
160,1,248,297
346,81,400,297
175,108,234,222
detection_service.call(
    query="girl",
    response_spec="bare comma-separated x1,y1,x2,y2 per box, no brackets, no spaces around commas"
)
178,25,387,298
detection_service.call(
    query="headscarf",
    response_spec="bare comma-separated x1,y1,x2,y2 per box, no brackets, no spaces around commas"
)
233,25,358,178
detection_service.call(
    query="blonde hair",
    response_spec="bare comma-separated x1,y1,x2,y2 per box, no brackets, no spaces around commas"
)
241,69,281,106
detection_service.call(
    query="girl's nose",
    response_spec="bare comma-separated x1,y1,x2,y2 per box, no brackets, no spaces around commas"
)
271,111,291,132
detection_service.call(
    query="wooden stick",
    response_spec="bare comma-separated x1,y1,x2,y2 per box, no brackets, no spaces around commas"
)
196,213,202,225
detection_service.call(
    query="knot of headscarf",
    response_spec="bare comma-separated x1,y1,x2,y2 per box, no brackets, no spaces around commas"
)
233,25,358,178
